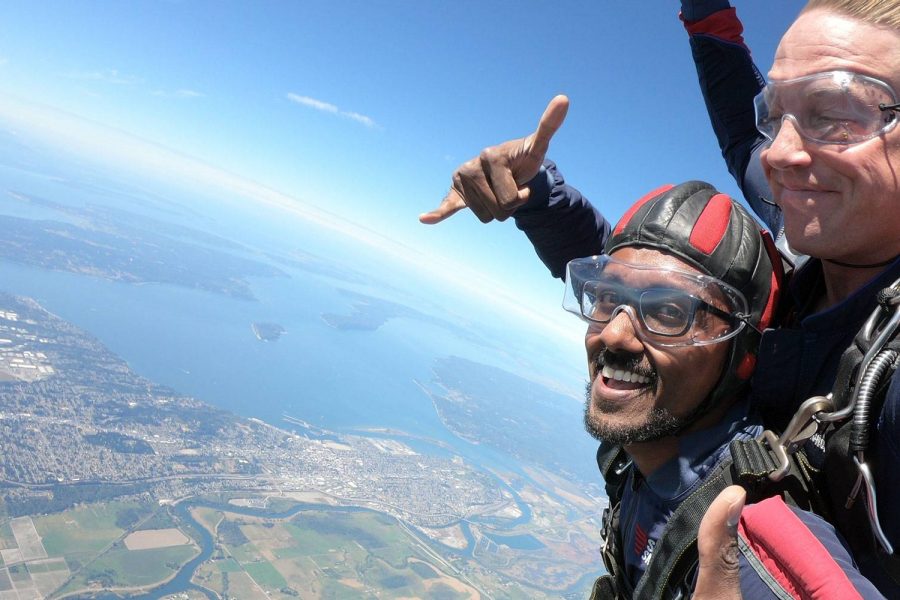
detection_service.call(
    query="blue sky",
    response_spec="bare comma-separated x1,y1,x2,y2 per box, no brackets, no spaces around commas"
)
0,1,804,353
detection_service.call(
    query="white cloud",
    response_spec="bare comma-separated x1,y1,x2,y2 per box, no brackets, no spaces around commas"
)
286,93,378,129
152,89,204,99
287,94,338,113
65,68,143,85
343,111,375,128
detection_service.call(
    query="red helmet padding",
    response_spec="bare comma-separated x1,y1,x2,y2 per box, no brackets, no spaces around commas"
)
689,193,732,254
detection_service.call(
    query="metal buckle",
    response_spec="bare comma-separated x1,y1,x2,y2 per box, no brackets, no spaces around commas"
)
613,458,633,477
760,395,833,481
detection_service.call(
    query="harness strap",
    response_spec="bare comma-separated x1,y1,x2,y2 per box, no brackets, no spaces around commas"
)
729,437,829,517
588,574,617,600
730,437,783,483
592,437,823,599
597,443,630,489
631,459,736,599
595,443,633,599
825,350,900,587
818,279,900,584
634,446,821,600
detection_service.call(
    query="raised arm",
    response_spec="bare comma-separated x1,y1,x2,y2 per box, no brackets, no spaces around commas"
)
680,1,782,235
512,161,609,279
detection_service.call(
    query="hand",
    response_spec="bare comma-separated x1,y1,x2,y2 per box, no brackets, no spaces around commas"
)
692,485,745,600
419,94,569,224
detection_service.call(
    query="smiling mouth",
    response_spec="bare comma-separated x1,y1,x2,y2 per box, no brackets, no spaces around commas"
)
601,364,652,391
778,181,833,196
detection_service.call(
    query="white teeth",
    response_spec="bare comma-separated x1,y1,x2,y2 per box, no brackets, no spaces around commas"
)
601,365,649,384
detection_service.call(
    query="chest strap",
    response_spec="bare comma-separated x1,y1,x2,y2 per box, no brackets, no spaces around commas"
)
630,458,736,599
594,441,820,600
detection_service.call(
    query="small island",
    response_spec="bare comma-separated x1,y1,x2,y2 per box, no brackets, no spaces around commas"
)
251,322,285,341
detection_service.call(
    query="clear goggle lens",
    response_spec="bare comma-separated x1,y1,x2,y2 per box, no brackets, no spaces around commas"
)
754,70,900,145
563,255,749,347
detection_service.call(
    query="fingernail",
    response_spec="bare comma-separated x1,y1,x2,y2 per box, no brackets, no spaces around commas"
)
726,495,744,537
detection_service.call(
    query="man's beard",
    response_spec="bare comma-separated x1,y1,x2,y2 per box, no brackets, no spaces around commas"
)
583,381,688,445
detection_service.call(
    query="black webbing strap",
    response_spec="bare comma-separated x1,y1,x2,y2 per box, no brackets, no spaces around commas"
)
594,439,821,598
631,444,821,599
821,279,900,585
730,438,783,484
729,437,826,516
631,459,737,599
595,443,631,598
597,443,629,493
588,574,617,600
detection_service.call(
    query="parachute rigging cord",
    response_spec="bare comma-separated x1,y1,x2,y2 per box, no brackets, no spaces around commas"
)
825,253,900,269
759,280,900,555
844,281,900,555
851,349,899,454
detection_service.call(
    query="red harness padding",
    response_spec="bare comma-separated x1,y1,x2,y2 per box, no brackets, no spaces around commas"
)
739,496,864,600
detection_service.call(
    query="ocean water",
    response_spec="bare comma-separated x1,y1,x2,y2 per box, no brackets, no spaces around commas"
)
0,260,474,441
0,153,589,476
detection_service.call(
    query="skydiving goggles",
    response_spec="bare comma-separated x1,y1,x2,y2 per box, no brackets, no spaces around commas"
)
754,70,900,145
563,255,751,347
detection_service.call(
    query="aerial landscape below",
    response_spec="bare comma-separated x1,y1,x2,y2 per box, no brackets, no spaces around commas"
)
0,291,604,598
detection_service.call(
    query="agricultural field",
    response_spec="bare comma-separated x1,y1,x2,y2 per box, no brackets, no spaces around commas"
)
0,500,199,599
0,486,600,599
194,507,480,600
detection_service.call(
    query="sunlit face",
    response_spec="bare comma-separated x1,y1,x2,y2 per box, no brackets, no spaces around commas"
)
583,247,729,445
761,9,900,265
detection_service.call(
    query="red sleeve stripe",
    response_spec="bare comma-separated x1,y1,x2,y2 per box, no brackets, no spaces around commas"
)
738,497,864,600
689,193,732,255
612,184,674,236
682,8,748,49
758,229,783,331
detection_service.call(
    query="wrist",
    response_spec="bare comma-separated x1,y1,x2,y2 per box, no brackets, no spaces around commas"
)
519,165,554,212
680,0,731,22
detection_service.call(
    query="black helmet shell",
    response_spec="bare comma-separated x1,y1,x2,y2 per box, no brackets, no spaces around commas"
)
604,181,783,404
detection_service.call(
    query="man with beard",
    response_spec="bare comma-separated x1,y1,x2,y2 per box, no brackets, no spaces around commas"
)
561,181,880,598
421,1,900,594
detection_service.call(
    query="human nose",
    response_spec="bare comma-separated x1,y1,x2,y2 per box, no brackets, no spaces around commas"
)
762,115,812,170
596,307,645,354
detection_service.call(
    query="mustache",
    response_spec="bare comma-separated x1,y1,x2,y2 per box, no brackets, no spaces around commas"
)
592,348,657,381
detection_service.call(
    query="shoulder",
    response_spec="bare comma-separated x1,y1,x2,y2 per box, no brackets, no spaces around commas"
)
737,496,885,598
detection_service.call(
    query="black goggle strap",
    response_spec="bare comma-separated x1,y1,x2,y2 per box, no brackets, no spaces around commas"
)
879,102,900,119
735,312,762,336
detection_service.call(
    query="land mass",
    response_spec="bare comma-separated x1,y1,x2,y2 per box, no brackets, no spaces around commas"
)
320,293,416,331
251,322,285,342
319,289,494,355
0,292,604,599
0,191,286,300
422,356,600,485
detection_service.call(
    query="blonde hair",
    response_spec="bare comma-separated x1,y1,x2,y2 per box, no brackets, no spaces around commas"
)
802,0,900,29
